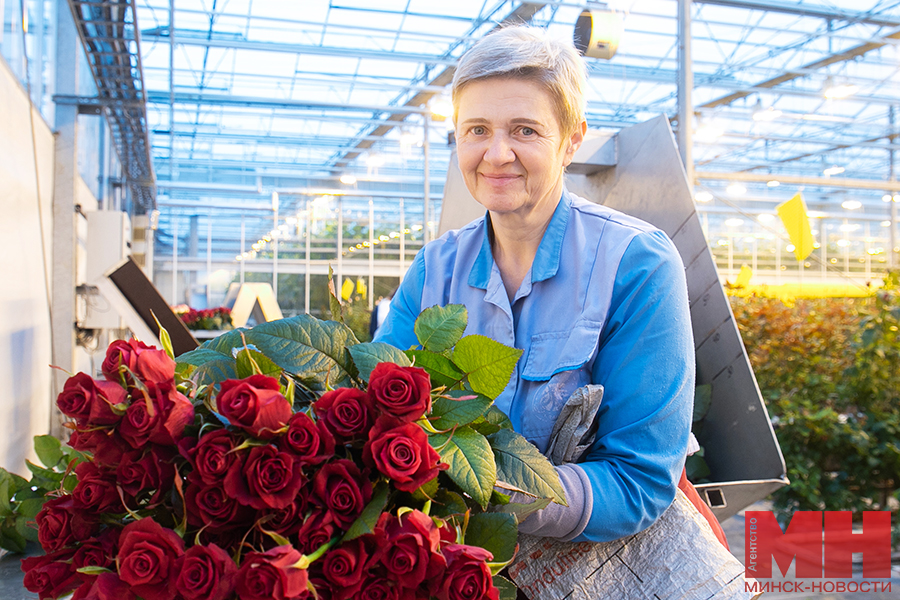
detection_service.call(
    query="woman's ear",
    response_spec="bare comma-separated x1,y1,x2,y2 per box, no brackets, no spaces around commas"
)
562,120,588,167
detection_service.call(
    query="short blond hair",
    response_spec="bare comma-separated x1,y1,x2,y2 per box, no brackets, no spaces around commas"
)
451,26,587,138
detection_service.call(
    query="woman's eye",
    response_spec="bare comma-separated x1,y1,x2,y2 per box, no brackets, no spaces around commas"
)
520,127,535,136
471,126,486,135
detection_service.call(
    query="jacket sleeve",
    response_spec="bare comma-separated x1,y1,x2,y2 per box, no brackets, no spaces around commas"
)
574,229,694,542
372,251,426,350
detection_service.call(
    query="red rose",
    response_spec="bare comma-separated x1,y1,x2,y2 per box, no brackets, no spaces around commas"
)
175,543,238,600
118,384,193,448
117,447,176,505
295,509,338,555
433,544,499,600
312,459,373,529
357,574,416,600
321,537,370,599
68,428,126,468
117,517,185,600
102,339,173,390
372,510,444,587
72,528,119,578
57,372,126,427
72,462,123,514
216,374,292,439
263,493,309,538
368,363,432,422
312,387,373,442
278,411,336,466
185,473,254,532
189,428,241,484
235,545,309,600
71,572,136,600
363,416,446,492
21,548,81,599
36,495,97,552
224,444,305,510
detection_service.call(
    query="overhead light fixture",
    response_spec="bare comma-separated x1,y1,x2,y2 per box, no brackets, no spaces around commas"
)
694,191,713,202
725,218,744,227
573,8,624,60
801,114,851,123
757,213,776,223
883,194,892,202
841,200,862,210
882,220,893,227
752,106,782,122
894,195,900,202
785,244,796,253
694,120,724,143
767,180,780,187
837,239,851,247
366,153,385,168
823,165,845,176
823,80,859,100
840,223,860,232
726,183,746,196
340,174,357,185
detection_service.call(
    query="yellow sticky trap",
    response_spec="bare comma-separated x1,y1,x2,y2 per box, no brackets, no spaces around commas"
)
734,265,753,288
356,278,367,298
776,193,815,261
340,278,354,300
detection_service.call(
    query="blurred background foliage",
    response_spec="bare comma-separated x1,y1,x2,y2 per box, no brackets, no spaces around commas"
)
731,272,900,524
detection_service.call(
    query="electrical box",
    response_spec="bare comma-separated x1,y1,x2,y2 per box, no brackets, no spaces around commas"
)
82,210,131,329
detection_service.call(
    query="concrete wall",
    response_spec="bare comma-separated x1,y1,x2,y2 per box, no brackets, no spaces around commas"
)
0,55,56,473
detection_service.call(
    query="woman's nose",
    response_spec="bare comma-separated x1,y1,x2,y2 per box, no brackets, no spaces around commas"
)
483,134,514,164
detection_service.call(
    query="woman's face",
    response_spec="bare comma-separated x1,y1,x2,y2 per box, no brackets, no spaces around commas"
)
455,77,584,223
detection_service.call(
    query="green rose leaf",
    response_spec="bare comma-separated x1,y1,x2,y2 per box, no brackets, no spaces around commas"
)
176,329,245,385
349,342,412,382
488,429,566,506
429,427,496,509
0,471,13,515
343,483,389,541
0,523,27,553
471,405,515,436
465,512,518,563
244,316,360,389
496,496,552,522
431,489,469,518
414,304,468,352
406,350,464,389
25,460,65,488
235,347,283,380
17,497,46,520
430,392,492,430
452,335,522,400
493,575,518,600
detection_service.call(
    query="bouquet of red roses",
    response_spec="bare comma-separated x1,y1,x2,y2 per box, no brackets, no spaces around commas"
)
20,304,566,600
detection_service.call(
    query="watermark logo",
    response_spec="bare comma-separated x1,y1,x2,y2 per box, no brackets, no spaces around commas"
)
745,511,892,579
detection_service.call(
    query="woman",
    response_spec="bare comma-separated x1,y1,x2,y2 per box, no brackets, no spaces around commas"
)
375,26,694,544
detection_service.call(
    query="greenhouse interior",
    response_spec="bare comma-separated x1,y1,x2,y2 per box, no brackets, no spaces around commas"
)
2,0,900,597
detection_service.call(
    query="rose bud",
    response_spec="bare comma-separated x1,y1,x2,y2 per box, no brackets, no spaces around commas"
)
278,411,336,467
216,374,291,440
234,545,309,600
36,495,97,552
57,372,126,427
433,544,499,600
312,388,373,443
21,548,80,600
363,416,447,492
311,459,373,529
117,517,185,600
371,510,444,587
223,444,305,510
174,543,238,600
368,363,432,422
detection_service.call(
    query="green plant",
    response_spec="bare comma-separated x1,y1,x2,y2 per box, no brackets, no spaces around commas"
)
730,274,900,524
0,436,87,552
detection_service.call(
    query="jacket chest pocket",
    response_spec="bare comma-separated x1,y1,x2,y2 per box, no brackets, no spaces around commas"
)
522,324,602,381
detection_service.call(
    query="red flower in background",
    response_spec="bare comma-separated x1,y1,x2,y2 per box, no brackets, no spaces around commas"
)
224,444,305,510
72,572,137,600
278,411,335,467
312,459,373,528
313,387,373,442
35,495,97,552
21,549,81,600
372,510,445,587
174,543,237,600
433,544,499,600
57,373,125,427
